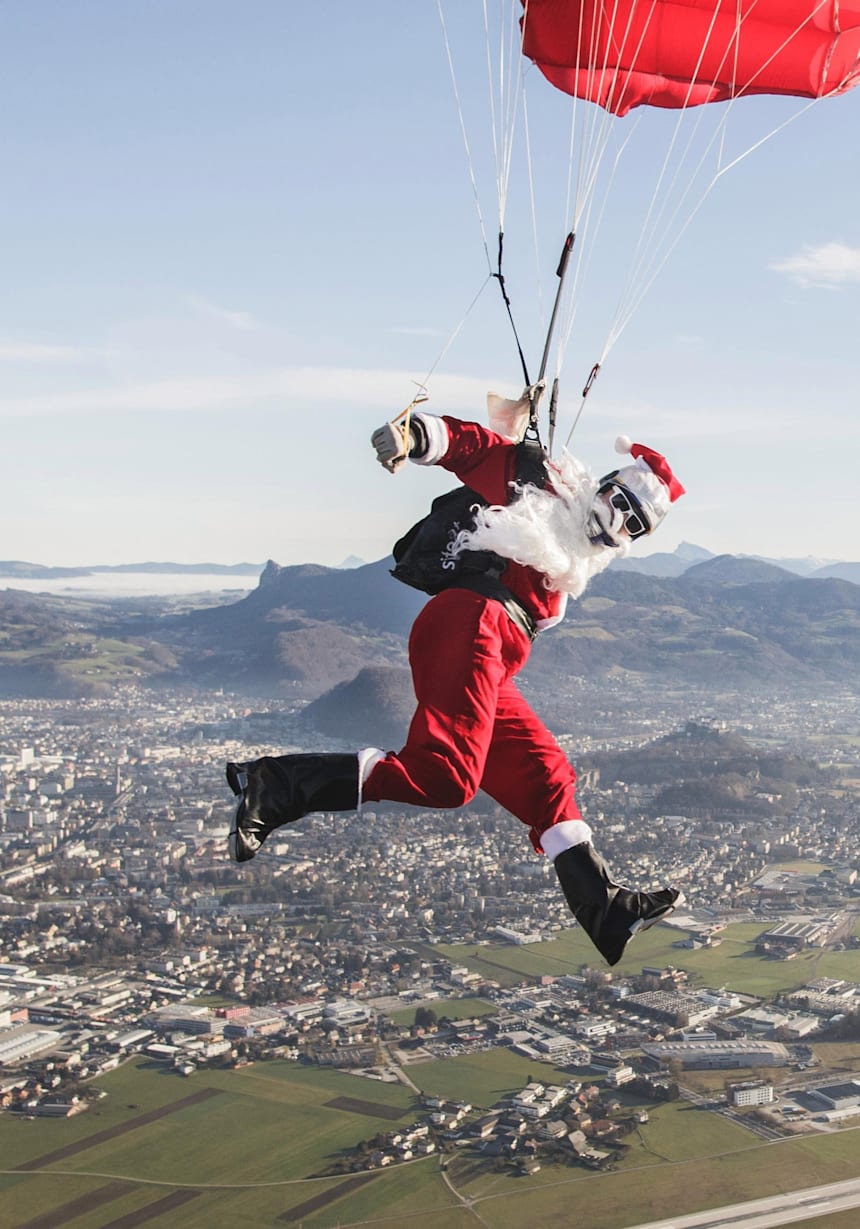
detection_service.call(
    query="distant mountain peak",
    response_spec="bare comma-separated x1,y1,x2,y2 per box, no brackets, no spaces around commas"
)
258,559,283,587
675,542,713,562
684,554,795,584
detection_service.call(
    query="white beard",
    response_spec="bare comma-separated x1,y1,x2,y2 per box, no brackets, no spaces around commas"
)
452,450,628,598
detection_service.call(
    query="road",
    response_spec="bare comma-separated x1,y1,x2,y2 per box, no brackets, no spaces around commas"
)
625,1176,860,1229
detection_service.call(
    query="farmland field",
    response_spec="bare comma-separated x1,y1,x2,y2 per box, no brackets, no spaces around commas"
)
431,919,860,995
387,995,497,1026
3,1051,860,1227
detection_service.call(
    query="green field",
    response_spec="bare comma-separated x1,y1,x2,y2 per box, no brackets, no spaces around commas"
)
430,919,860,995
446,1127,860,1229
387,995,497,1027
3,1050,860,1228
405,1045,573,1108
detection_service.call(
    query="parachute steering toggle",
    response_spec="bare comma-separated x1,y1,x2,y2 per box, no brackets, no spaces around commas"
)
490,228,575,451
530,231,574,452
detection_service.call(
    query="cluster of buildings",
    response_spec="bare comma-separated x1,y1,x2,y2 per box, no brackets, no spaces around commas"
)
1,944,859,1143
361,1079,653,1174
0,685,858,1147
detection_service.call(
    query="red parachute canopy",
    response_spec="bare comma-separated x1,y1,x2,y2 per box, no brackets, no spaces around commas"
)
521,0,860,116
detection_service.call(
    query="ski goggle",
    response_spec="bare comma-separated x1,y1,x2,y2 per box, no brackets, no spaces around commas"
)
603,483,651,541
587,480,652,547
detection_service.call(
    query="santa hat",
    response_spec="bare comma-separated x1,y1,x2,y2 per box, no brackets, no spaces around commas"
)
601,435,685,538
615,435,685,499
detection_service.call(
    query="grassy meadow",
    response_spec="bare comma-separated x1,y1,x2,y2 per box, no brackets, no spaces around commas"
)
2,1045,860,1228
387,995,497,1027
430,917,860,995
4,914,860,1226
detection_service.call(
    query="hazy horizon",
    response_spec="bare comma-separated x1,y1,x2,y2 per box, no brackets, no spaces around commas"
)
1,539,856,599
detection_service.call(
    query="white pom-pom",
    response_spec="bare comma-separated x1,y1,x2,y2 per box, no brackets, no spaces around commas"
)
615,434,633,455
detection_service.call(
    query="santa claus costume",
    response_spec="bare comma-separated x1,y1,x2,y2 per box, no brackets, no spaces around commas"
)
226,402,686,966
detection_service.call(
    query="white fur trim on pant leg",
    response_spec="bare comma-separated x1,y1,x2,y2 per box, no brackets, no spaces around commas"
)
542,819,594,861
357,747,385,814
409,413,450,466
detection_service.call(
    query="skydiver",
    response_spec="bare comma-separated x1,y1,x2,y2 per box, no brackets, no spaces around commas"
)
225,396,686,966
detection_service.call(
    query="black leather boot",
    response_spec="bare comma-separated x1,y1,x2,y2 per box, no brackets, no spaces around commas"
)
554,842,683,966
226,754,360,863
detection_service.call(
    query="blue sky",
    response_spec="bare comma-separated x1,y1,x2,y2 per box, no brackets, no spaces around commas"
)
2,1,859,569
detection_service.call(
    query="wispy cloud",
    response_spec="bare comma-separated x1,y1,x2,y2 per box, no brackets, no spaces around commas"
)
3,364,849,453
186,294,258,330
0,340,110,364
0,366,493,418
769,242,860,289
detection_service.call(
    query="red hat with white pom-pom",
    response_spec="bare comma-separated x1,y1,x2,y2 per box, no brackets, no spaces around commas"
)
588,436,685,547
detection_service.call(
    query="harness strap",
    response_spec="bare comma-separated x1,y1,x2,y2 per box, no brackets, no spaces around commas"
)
452,574,538,643
493,230,531,393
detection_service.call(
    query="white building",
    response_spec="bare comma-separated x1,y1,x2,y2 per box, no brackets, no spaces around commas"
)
729,1081,774,1107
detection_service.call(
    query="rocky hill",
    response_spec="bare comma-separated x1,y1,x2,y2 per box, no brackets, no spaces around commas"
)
581,719,832,822
300,666,416,747
0,554,857,701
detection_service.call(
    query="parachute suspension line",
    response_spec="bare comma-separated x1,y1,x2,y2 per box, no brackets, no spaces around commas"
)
550,0,654,410
598,0,728,359
564,0,842,412
604,118,733,357
481,0,525,230
555,115,641,395
563,0,627,232
559,0,593,236
419,273,496,391
712,93,826,179
392,274,494,435
536,1,620,443
436,0,494,276
550,4,647,433
559,0,713,451
521,87,546,333
593,0,659,122
599,1,839,360
707,0,850,181
560,363,601,452
493,230,532,392
519,0,860,456
437,2,532,390
389,388,431,458
476,2,534,394
602,95,832,367
482,0,505,223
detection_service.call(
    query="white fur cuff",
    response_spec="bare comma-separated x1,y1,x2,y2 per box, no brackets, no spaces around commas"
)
409,413,450,466
542,819,594,860
357,747,385,813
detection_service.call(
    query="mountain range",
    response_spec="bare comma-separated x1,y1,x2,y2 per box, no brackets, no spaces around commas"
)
0,560,262,578
2,542,858,584
610,541,860,584
0,550,857,710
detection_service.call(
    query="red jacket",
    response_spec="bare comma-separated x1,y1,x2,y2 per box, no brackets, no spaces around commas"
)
428,415,565,627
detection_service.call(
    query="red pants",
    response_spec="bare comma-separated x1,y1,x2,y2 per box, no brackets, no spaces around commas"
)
363,588,581,852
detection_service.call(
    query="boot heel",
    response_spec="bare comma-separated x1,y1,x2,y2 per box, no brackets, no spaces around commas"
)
226,762,248,797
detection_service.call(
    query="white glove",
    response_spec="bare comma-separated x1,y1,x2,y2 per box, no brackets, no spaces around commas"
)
371,421,409,473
